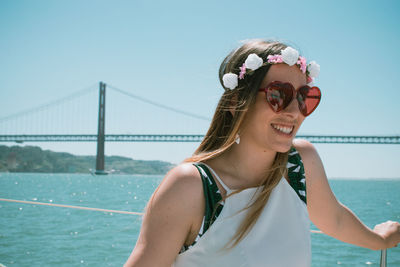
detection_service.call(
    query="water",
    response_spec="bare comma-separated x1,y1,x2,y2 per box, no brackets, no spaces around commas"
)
0,173,399,266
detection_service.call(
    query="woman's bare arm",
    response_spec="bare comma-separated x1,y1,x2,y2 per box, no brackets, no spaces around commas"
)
294,139,400,250
124,163,204,266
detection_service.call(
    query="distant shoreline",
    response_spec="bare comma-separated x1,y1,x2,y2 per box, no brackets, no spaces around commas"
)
0,172,167,176
328,177,400,180
0,145,175,175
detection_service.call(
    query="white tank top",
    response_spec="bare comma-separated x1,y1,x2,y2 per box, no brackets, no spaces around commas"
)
173,164,311,267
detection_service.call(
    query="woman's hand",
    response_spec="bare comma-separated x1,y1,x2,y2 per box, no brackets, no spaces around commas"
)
373,220,400,249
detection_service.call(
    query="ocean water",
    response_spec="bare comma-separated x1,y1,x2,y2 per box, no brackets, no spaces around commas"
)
0,173,399,266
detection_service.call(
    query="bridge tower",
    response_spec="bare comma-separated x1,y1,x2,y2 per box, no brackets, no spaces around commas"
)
95,81,107,175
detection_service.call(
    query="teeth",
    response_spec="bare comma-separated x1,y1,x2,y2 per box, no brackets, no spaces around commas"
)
272,124,293,134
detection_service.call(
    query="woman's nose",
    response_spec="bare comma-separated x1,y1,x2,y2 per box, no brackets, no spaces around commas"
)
282,97,301,118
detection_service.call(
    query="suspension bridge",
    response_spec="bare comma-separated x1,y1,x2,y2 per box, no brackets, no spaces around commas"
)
1,82,399,174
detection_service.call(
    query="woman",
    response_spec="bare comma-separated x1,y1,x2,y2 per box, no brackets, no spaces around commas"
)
125,40,400,266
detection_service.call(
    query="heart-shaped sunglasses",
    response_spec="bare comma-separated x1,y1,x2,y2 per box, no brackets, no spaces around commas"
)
259,81,321,117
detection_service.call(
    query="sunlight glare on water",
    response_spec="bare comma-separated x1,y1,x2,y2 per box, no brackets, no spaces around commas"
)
0,173,399,266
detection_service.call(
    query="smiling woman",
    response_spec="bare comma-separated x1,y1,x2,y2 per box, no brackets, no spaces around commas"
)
124,39,400,267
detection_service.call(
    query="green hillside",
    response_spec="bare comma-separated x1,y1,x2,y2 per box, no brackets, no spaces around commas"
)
0,145,175,175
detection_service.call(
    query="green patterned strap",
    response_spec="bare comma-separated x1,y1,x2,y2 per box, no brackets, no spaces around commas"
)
179,163,224,253
287,147,307,204
193,163,224,232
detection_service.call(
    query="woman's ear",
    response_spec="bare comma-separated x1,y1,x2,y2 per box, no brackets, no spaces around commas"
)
229,93,238,117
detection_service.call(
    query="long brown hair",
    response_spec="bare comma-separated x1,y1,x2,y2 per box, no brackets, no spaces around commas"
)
184,39,291,248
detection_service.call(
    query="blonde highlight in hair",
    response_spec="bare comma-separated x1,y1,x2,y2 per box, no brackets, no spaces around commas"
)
184,39,291,249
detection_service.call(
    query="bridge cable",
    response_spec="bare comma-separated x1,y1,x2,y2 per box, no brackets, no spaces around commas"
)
107,84,211,121
0,83,97,122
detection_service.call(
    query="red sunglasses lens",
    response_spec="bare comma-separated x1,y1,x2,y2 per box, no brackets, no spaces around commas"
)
297,86,321,116
266,83,294,112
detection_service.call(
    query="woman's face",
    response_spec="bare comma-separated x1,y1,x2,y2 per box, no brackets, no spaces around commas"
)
240,64,308,153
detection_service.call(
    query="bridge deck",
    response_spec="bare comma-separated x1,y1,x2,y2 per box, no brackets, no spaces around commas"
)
0,134,399,144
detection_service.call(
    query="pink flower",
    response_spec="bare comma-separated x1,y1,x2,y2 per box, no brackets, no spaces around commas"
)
267,55,283,64
297,56,307,73
307,76,313,84
239,63,246,79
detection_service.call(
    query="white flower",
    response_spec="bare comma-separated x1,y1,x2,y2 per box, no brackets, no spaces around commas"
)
222,73,238,90
244,53,263,70
307,61,320,78
281,47,299,66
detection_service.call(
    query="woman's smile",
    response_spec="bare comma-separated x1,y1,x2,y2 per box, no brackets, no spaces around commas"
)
270,123,295,135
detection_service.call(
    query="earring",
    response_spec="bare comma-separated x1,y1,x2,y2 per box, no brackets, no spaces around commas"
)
235,133,240,144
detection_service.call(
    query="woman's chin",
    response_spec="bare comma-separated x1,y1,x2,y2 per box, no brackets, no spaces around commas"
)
270,141,293,153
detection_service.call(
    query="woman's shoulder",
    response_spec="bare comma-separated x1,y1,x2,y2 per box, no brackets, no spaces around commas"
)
126,163,204,266
157,162,203,202
292,138,326,182
165,162,202,185
292,138,319,160
144,162,205,237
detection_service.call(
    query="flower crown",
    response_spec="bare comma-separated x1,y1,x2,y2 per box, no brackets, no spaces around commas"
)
222,47,320,90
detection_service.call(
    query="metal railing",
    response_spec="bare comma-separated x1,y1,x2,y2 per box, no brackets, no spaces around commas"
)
380,249,387,267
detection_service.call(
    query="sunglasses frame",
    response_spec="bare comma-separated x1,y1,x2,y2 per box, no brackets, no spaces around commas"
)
258,81,321,117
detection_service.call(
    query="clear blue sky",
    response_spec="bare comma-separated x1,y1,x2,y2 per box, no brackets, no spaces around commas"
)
0,0,399,178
